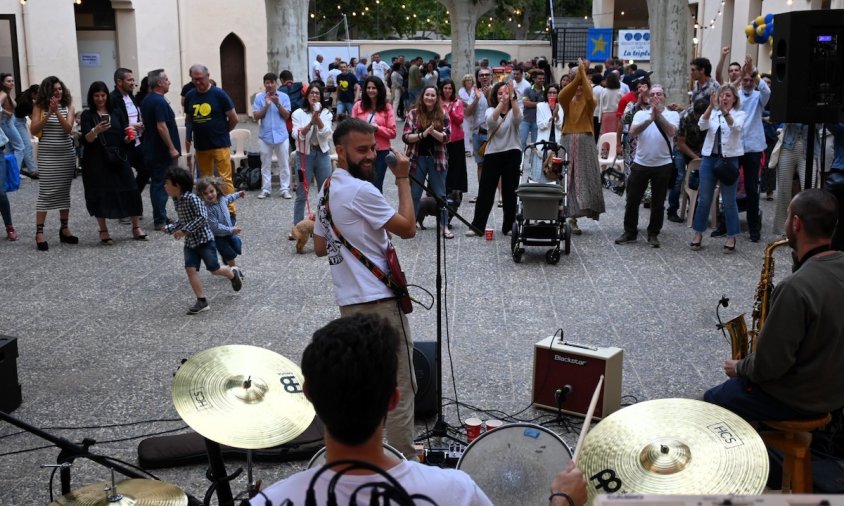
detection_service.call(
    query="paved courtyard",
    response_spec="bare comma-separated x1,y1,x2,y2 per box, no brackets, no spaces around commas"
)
0,121,792,505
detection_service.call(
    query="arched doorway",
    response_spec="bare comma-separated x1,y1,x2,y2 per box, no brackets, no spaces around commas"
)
220,33,246,113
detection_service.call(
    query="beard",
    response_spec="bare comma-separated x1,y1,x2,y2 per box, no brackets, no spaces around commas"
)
347,157,375,184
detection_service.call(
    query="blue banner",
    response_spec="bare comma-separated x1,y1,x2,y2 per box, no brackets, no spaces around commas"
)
586,28,613,61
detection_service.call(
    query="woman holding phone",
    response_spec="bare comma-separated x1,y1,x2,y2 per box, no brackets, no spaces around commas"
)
291,82,333,232
30,76,76,251
79,81,144,245
534,83,564,182
352,76,396,192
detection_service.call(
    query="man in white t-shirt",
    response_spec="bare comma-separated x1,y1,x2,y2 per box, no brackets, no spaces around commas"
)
311,54,324,83
615,85,680,248
370,53,391,82
254,313,588,506
313,118,417,459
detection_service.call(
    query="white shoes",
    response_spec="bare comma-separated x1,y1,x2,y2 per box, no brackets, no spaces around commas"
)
280,190,292,199
257,192,270,199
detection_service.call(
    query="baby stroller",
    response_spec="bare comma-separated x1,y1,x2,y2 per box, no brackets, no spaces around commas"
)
511,140,572,264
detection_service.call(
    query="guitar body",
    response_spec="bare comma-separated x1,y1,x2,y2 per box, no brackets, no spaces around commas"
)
386,243,413,314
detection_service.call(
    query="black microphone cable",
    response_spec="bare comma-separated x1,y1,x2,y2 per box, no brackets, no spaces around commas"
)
716,295,731,346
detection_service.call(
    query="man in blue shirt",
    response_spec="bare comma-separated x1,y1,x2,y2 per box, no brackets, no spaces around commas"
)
736,56,770,242
184,64,239,214
140,69,181,230
252,72,292,199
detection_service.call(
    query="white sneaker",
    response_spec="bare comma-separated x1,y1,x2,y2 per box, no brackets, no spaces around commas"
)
257,192,269,199
280,190,292,199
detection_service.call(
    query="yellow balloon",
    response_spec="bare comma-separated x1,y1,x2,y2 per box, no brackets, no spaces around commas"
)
756,24,767,36
755,15,766,25
745,25,755,37
748,35,756,45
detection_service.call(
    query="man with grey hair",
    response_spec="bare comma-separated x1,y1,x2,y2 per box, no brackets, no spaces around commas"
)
140,69,181,230
615,84,680,248
184,64,240,216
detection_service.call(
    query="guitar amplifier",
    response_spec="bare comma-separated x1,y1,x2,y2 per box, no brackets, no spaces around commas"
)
532,336,622,419
0,335,22,413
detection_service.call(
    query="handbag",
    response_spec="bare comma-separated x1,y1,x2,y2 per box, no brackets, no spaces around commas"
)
98,122,127,169
478,112,505,157
4,154,20,192
322,178,414,314
712,156,739,185
767,128,784,169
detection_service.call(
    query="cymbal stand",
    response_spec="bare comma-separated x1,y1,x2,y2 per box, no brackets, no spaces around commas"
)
408,172,482,444
202,437,241,506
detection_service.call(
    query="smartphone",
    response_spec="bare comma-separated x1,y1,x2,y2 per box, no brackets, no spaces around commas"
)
100,115,111,126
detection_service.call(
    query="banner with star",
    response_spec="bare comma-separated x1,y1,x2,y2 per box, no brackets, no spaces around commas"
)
587,28,613,61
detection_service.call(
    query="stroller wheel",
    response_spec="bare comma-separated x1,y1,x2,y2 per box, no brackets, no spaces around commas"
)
510,222,522,262
563,223,572,255
545,249,561,264
513,248,524,263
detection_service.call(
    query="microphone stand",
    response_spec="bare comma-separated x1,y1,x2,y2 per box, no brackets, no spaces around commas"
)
407,171,482,443
0,410,203,505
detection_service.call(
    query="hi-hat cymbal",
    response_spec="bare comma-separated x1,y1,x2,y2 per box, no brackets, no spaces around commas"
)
172,344,315,449
578,398,768,503
49,479,187,505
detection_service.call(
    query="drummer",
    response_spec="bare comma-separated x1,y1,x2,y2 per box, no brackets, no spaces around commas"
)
255,314,587,506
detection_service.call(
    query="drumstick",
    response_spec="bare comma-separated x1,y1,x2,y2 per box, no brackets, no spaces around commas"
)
572,374,603,463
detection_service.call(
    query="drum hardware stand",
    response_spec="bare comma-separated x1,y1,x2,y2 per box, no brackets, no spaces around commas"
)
104,468,123,503
408,172,482,443
202,437,242,506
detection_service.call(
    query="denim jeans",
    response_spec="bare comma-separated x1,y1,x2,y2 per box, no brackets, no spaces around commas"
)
693,155,740,237
472,131,488,165
293,149,332,224
519,120,538,151
666,149,686,216
13,117,36,171
704,377,820,421
0,155,11,226
410,156,446,225
1,116,24,171
214,234,242,262
150,158,177,226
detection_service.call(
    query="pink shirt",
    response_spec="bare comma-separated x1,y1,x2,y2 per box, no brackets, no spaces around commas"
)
351,101,397,151
442,99,464,143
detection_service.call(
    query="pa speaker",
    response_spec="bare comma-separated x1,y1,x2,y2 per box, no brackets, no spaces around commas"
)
532,336,622,419
769,10,844,124
0,336,22,413
412,342,438,417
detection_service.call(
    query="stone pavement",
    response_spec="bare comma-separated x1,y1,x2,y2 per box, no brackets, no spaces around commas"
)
0,120,790,504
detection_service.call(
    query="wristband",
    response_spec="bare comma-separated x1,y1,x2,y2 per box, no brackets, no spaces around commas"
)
549,492,575,506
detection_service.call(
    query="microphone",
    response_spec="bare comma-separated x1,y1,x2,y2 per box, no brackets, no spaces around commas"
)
718,295,730,308
385,151,398,169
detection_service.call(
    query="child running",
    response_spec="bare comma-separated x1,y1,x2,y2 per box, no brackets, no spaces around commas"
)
196,177,245,271
162,167,243,315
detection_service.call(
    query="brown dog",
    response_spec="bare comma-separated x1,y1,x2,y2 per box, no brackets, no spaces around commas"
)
291,219,314,254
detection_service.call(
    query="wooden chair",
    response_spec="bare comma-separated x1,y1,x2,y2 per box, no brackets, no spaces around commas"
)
682,159,719,228
759,413,831,493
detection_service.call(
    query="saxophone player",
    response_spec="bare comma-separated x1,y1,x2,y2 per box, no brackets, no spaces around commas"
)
704,189,844,421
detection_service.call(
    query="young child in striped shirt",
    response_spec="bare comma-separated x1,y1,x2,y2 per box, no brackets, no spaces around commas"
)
196,177,246,272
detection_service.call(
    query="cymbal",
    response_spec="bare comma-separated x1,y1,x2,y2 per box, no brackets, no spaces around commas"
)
172,344,315,449
49,478,187,505
578,398,768,502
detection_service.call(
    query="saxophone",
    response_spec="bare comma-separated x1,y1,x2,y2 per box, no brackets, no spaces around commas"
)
723,238,790,359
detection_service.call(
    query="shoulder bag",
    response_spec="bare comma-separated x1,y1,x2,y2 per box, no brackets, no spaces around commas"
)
322,178,413,314
478,112,505,157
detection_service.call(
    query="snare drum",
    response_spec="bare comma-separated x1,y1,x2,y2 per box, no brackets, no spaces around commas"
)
457,422,572,505
307,443,405,469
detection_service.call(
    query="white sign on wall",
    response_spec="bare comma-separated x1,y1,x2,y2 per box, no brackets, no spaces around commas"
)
80,53,101,67
617,30,650,61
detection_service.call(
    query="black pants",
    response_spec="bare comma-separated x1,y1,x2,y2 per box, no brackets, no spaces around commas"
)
471,148,521,234
130,148,149,195
828,177,844,251
623,162,672,236
738,151,763,236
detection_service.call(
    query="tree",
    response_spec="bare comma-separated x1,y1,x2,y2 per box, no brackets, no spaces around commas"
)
266,0,310,83
437,0,498,84
646,0,692,108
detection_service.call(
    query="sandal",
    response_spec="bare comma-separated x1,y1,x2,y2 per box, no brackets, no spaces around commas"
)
723,239,736,254
442,228,454,239
132,226,148,241
99,230,115,246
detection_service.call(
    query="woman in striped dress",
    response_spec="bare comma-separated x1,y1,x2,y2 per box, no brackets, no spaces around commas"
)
30,76,77,251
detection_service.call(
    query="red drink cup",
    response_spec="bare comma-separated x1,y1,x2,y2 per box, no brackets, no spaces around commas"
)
125,127,136,141
484,228,494,240
465,417,483,443
549,96,556,108
485,419,503,431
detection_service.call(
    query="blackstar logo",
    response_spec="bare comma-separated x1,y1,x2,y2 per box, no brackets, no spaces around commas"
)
554,354,587,366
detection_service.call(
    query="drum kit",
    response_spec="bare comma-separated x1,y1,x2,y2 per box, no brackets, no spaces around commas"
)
46,344,315,506
39,344,769,506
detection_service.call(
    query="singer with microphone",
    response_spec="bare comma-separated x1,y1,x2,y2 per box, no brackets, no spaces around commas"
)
313,118,418,460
